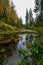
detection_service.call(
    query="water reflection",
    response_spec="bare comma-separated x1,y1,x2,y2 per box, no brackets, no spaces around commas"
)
0,34,37,65
17,35,26,50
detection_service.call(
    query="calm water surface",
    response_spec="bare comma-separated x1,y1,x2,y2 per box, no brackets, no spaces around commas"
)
0,34,36,65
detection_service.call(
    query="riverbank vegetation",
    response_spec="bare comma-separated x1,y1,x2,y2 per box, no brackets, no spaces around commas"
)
18,38,43,65
0,0,23,43
25,0,43,33
0,0,43,43
0,0,43,65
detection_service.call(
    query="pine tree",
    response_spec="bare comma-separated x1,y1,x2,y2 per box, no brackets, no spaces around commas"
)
25,8,29,29
0,0,9,21
34,0,41,13
34,0,43,26
28,8,33,26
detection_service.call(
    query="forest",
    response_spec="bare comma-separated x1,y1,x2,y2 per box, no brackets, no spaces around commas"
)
0,0,43,65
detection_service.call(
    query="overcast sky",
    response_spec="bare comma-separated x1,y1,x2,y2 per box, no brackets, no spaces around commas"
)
11,0,36,24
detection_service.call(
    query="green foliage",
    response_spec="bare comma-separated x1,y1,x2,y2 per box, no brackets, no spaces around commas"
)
28,8,33,26
0,21,14,31
18,49,29,59
26,41,32,48
18,38,43,65
0,0,23,27
25,8,34,29
34,0,43,27
25,8,29,29
32,40,43,65
18,59,30,65
36,60,43,65
18,49,30,65
0,0,23,43
34,0,40,13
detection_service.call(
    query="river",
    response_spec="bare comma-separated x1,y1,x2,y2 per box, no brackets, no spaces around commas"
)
0,34,37,65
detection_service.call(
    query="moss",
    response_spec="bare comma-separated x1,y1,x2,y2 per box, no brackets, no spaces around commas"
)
26,41,32,49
